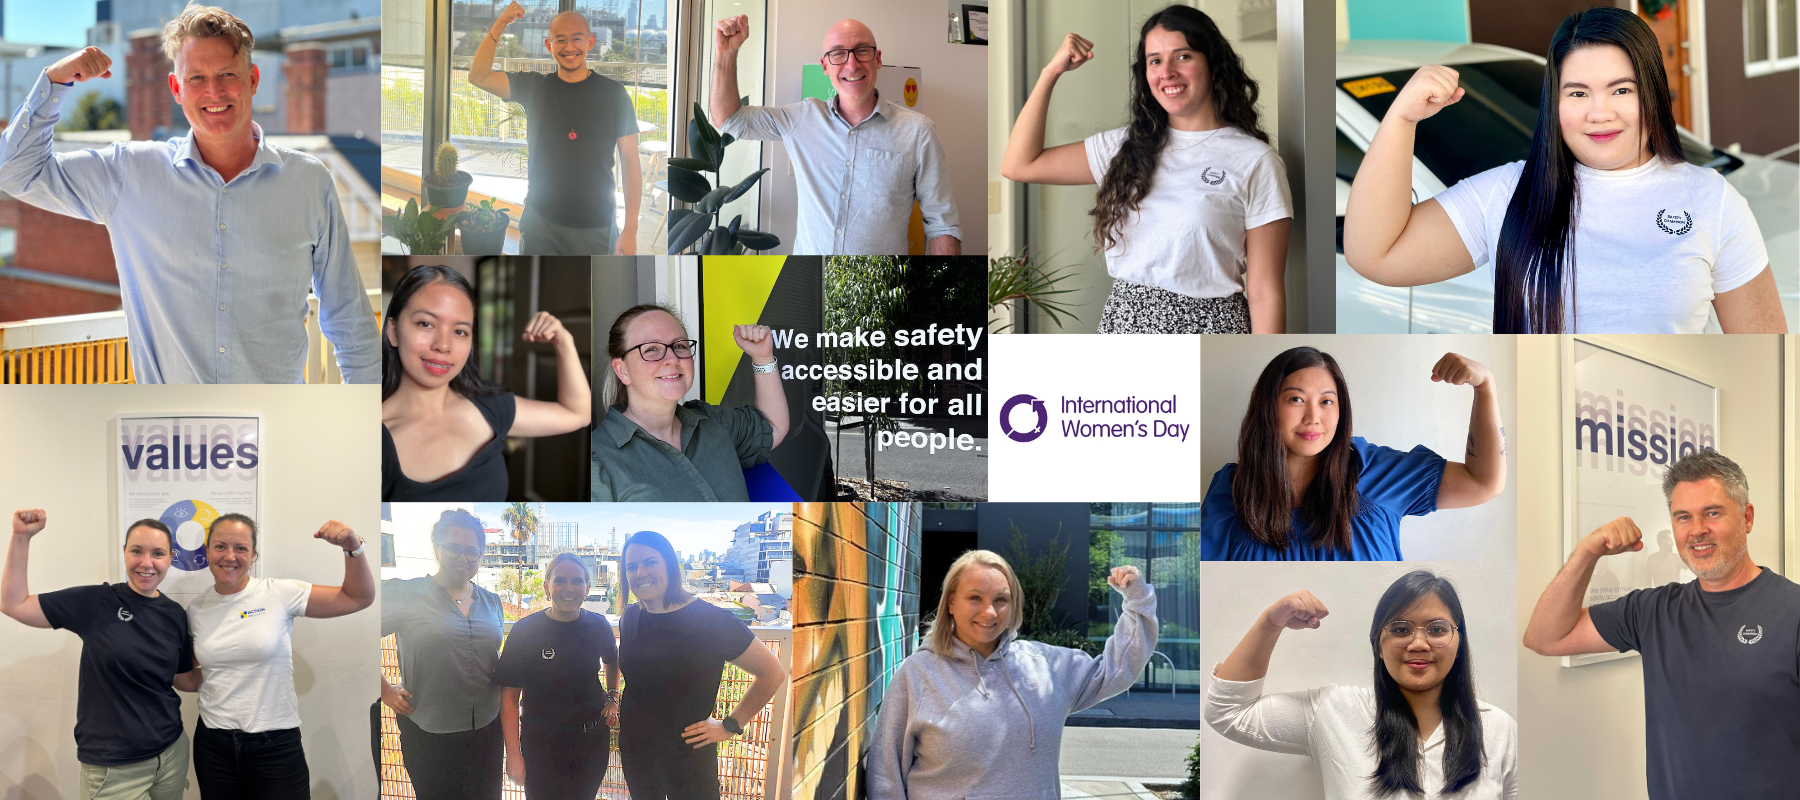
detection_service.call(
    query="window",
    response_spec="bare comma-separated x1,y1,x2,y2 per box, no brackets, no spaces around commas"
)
1747,0,1800,76
381,532,395,568
329,39,374,72
1088,503,1200,692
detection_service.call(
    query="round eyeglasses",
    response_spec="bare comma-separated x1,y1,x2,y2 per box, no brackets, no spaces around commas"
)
824,46,876,65
625,340,697,362
1383,619,1459,648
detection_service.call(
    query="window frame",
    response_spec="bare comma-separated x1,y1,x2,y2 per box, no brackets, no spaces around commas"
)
1746,0,1800,77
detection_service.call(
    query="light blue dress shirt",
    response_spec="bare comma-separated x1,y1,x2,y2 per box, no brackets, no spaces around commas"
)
0,70,379,384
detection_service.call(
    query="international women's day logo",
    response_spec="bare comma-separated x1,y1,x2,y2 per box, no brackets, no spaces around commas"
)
999,394,1189,443
999,395,1048,442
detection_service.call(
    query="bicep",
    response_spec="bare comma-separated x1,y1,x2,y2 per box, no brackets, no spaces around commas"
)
1713,266,1786,333
509,396,587,438
305,584,369,619
1355,198,1476,287
1006,141,1096,186
1435,461,1495,510
5,595,51,629
1539,608,1616,657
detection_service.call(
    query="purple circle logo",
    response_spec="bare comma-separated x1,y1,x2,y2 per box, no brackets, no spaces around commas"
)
1000,394,1048,443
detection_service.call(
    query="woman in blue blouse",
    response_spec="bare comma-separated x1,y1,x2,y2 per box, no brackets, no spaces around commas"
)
1202,346,1505,560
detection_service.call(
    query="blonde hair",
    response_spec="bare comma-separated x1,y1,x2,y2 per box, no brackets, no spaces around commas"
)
162,4,255,65
924,549,1024,656
545,552,593,588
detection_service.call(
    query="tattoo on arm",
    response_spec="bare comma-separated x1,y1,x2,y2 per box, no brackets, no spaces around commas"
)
1468,426,1507,458
1500,426,1506,456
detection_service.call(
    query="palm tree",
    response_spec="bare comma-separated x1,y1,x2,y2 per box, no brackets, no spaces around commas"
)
501,502,540,562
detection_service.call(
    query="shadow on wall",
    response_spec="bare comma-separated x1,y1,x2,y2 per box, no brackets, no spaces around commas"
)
792,502,923,800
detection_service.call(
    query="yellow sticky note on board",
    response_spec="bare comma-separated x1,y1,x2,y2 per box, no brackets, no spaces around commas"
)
1342,76,1398,98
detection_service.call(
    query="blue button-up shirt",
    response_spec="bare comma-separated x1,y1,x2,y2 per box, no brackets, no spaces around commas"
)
0,70,379,384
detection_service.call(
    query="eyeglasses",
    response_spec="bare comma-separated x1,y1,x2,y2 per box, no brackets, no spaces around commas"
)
625,339,697,362
823,46,876,65
437,543,482,561
1383,619,1459,648
547,35,590,48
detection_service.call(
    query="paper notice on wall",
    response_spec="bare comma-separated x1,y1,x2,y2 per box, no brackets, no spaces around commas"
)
116,414,261,601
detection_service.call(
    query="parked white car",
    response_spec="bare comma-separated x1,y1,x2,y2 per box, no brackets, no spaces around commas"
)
1335,40,1799,333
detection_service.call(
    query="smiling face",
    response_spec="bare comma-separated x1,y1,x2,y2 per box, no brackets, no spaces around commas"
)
947,564,1011,654
1556,44,1651,171
613,310,693,408
820,19,880,106
388,280,475,390
1276,366,1340,459
123,525,174,596
1668,477,1753,583
205,519,256,591
545,12,596,73
548,559,589,615
624,543,674,605
1142,26,1213,122
433,525,482,583
169,35,257,143
1379,593,1460,695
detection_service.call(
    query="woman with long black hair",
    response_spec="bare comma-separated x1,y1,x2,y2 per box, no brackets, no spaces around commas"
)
382,264,590,501
1205,571,1518,799
1343,6,1784,333
1001,4,1291,333
1202,346,1505,560
614,530,787,800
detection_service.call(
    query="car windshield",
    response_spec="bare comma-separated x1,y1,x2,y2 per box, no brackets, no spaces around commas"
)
1339,59,1739,186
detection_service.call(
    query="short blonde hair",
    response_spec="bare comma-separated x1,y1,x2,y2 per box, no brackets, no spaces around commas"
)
924,549,1024,656
163,4,255,65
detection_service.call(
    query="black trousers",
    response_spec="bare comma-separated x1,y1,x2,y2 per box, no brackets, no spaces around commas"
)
619,723,720,800
521,722,611,800
396,713,504,800
192,716,310,800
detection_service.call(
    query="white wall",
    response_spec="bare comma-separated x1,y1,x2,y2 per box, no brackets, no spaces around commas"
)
0,385,380,800
1201,560,1519,800
1514,334,1786,799
1200,334,1518,561
761,0,988,254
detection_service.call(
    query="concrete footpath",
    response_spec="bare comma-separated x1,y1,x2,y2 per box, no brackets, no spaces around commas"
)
1059,725,1197,798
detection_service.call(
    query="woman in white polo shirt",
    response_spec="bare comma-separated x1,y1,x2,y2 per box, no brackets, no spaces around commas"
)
1342,6,1785,333
1001,5,1292,334
176,513,374,799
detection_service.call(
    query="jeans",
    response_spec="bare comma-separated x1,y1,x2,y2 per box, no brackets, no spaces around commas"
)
191,717,309,800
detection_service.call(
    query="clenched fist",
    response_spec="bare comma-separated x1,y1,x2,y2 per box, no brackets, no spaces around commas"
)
1430,353,1492,388
521,311,571,346
1388,64,1463,124
497,1,526,27
1106,565,1141,591
12,509,47,538
733,324,774,362
47,47,112,85
715,15,750,57
1581,517,1644,558
1043,33,1094,78
315,520,362,552
1263,590,1329,631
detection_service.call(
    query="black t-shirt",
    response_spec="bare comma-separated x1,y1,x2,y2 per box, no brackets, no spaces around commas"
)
1589,567,1800,800
505,70,639,228
618,599,756,740
37,583,195,766
382,391,515,501
493,609,618,733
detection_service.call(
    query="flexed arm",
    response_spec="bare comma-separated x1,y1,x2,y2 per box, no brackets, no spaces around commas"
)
710,15,749,127
736,324,789,447
470,1,523,99
511,312,592,437
1068,566,1158,712
1215,590,1327,682
0,51,123,223
1432,353,1506,509
1000,34,1098,186
1523,518,1640,656
1341,65,1475,286
1205,590,1327,754
2,510,51,628
307,521,375,618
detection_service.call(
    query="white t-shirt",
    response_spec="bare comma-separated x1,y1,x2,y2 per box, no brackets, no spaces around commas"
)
1433,158,1768,332
187,577,312,732
1085,125,1293,299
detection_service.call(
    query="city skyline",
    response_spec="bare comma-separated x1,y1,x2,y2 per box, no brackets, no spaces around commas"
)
470,502,788,566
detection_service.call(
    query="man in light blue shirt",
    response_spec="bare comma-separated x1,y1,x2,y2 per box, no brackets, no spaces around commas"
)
0,5,378,384
710,16,961,256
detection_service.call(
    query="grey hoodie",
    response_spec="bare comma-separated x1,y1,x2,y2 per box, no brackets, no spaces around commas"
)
865,579,1158,799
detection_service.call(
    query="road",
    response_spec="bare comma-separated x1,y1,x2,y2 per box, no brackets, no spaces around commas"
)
1060,726,1195,782
827,418,988,500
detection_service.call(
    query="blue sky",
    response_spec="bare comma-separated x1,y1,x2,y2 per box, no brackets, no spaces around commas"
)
9,7,96,48
471,503,788,562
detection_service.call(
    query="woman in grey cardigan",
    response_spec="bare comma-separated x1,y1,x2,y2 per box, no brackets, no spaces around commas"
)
867,549,1158,798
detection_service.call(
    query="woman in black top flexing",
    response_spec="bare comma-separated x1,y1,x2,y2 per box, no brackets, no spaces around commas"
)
381,265,590,500
616,530,787,800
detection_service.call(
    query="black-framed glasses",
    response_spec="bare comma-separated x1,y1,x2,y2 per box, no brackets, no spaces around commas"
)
625,339,697,362
436,543,482,561
1383,619,1459,648
823,46,876,65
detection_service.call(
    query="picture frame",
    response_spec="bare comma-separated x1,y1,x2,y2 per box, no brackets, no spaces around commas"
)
962,5,988,46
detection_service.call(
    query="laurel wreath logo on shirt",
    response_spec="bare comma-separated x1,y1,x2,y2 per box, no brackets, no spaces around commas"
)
1655,209,1694,236
116,608,134,622
1738,624,1763,644
542,648,557,660
1200,168,1226,185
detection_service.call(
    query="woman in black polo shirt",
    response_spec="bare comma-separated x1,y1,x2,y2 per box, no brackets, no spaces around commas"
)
2,509,197,800
379,509,506,800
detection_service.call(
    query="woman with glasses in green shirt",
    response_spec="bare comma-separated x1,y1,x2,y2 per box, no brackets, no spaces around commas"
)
590,304,790,501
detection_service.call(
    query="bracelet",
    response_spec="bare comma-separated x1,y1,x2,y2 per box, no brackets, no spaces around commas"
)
751,358,778,374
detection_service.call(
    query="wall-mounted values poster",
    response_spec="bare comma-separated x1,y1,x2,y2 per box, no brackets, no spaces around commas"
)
115,414,262,602
1561,338,1713,667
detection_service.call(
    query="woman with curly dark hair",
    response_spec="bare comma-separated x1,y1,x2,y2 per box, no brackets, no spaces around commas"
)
1001,4,1291,334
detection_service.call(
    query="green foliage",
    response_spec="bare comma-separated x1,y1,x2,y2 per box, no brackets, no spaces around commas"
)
1089,528,1122,613
628,87,668,143
1005,520,1070,635
502,502,539,547
666,101,777,254
1018,626,1100,655
433,141,461,182
988,250,1083,333
1183,733,1201,799
56,90,122,132
464,198,512,233
384,198,460,256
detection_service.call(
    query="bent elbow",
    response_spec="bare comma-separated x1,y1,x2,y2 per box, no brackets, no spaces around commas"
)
999,161,1022,183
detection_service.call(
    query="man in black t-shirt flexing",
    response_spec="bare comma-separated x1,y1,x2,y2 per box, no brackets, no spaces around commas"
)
1524,449,1800,799
469,1,642,255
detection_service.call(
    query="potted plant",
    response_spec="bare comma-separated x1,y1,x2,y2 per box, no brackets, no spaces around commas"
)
460,198,512,255
385,198,460,256
421,141,473,208
988,251,1082,332
666,101,780,254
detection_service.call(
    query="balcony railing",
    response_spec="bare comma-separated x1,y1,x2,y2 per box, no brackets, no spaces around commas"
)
379,623,792,800
0,289,382,384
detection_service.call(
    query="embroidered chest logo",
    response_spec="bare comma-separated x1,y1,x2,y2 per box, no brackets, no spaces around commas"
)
1200,168,1227,185
1655,209,1694,235
1738,625,1763,644
542,648,556,660
116,608,134,622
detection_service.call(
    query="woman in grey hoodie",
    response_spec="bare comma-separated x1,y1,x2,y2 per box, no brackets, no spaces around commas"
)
867,549,1158,799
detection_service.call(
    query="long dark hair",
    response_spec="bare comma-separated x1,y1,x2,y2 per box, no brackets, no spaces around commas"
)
382,265,502,401
1091,5,1268,252
1493,6,1682,333
1231,347,1359,552
620,530,691,608
605,303,686,412
1367,570,1484,795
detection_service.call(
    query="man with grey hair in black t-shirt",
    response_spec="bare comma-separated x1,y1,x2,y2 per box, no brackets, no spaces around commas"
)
1523,448,1800,800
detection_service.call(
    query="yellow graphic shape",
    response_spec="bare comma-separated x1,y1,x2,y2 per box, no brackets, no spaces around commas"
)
1342,76,1398,98
701,256,788,404
903,77,919,107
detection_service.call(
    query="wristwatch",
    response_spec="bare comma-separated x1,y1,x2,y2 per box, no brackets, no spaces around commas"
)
721,716,743,736
751,358,778,374
345,537,366,558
